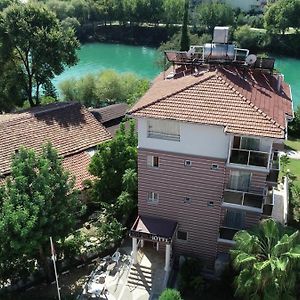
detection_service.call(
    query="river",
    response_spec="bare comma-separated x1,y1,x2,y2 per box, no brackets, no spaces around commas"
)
53,43,300,107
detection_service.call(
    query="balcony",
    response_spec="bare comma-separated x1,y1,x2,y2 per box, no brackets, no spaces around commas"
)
219,227,239,242
223,189,264,211
266,153,280,185
229,149,269,168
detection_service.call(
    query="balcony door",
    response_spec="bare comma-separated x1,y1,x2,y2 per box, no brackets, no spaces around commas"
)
228,170,251,192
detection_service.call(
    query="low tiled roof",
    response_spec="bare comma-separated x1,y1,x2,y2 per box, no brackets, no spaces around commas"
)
63,151,95,190
129,66,293,139
0,102,111,189
89,103,128,124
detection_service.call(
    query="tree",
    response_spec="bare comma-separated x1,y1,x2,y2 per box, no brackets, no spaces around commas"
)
264,0,300,34
234,25,269,51
231,218,300,300
162,0,185,25
195,2,234,34
288,105,300,138
0,143,83,282
89,121,137,208
0,3,79,107
159,289,183,300
180,0,190,51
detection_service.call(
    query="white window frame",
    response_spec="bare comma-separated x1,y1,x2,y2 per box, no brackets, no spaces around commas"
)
147,192,159,204
184,160,192,167
147,155,159,168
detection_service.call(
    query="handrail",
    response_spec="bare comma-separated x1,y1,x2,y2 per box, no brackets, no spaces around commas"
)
223,189,264,209
230,148,269,167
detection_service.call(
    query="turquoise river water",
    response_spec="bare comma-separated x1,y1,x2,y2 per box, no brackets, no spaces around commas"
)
53,43,300,107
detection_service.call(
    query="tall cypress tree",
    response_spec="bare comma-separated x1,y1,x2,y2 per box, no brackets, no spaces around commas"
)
180,0,190,51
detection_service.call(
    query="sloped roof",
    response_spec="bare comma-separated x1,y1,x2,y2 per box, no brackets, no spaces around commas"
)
63,151,95,190
0,102,111,188
129,66,293,139
89,103,128,124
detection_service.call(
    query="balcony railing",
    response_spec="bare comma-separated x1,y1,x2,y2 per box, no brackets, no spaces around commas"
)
223,189,264,211
266,153,280,184
219,227,239,241
229,148,269,168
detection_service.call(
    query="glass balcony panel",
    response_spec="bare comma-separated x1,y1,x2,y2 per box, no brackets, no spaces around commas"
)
219,227,239,240
249,151,269,167
223,191,243,205
243,193,264,208
230,149,248,165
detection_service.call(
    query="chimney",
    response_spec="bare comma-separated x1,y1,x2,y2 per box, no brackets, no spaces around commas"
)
277,74,283,92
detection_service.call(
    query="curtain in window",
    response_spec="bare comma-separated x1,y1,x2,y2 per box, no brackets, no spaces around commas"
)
224,209,245,229
228,171,251,192
241,137,260,151
148,119,180,137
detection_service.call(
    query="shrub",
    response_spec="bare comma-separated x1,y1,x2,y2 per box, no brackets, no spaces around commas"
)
159,288,183,300
179,257,204,294
288,106,300,138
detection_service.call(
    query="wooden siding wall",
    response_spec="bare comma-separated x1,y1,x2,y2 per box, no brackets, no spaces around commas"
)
138,148,226,266
225,168,267,194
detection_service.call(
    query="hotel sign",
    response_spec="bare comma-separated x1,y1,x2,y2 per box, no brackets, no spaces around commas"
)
130,230,171,243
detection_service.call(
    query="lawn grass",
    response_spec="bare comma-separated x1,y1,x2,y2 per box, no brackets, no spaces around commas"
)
284,139,300,151
287,158,300,187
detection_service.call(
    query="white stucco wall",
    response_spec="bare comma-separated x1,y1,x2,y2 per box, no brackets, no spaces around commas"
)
138,118,230,159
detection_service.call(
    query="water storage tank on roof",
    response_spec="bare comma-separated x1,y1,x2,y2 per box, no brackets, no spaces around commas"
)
213,26,230,44
204,43,235,60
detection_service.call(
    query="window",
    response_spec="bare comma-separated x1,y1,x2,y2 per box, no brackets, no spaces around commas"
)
184,160,192,167
148,192,159,203
147,156,159,168
228,170,251,192
241,137,260,151
224,209,245,229
147,119,180,141
184,197,192,203
233,136,260,151
177,230,188,241
211,164,219,170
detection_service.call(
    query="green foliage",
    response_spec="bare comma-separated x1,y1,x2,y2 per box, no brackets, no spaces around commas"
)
159,288,183,300
180,0,190,51
97,215,125,245
281,154,290,175
264,0,300,34
234,25,269,51
162,0,185,25
89,121,137,212
179,257,203,294
62,232,85,259
289,106,300,138
231,218,300,300
0,143,83,282
59,70,149,107
0,2,79,107
194,2,234,33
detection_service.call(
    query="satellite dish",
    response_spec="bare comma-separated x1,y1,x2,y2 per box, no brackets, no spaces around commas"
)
187,47,196,59
246,54,257,65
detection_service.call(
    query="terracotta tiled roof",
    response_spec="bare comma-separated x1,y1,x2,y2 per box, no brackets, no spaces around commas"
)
0,102,111,188
89,103,128,124
63,151,95,190
129,67,293,139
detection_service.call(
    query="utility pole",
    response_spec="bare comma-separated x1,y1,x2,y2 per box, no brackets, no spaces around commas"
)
50,237,61,300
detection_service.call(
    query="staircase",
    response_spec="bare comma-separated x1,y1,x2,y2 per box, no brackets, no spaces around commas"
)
127,264,153,293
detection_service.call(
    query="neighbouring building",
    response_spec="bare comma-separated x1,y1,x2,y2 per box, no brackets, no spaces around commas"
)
191,0,268,12
89,103,128,136
0,102,111,190
128,28,293,274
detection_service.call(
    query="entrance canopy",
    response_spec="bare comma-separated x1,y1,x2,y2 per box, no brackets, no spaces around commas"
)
130,215,177,243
